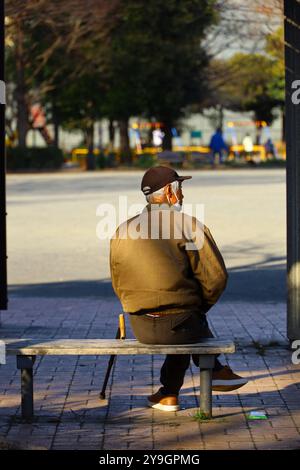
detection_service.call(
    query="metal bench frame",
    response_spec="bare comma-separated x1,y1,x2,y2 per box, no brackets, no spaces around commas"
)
4,338,235,421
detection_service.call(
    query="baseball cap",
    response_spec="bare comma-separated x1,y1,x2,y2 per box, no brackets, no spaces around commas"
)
141,166,192,195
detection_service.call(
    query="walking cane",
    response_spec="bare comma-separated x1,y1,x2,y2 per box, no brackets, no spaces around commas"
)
99,313,126,400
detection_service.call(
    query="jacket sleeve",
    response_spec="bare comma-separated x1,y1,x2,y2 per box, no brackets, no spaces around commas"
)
185,223,228,313
110,236,120,298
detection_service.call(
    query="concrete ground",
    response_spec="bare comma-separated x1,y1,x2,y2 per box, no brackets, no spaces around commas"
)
1,168,298,450
6,168,286,302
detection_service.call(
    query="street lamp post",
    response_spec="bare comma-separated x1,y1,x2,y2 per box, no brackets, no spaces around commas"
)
0,0,7,314
284,0,300,340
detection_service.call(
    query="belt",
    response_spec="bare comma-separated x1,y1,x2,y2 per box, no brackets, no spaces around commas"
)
129,305,201,317
145,307,200,317
145,312,169,317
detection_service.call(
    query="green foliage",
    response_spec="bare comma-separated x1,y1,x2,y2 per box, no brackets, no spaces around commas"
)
6,0,219,153
5,3,108,149
192,410,212,421
209,26,285,125
95,153,107,169
95,152,117,169
104,0,218,124
219,52,279,124
6,146,64,171
265,26,284,62
35,29,106,138
135,153,157,168
259,159,286,168
265,27,285,105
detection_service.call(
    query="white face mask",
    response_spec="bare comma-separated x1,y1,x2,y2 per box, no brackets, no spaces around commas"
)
168,191,182,212
173,191,182,211
173,202,182,212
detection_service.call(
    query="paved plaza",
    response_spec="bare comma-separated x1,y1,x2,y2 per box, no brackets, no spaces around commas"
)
1,168,299,450
0,297,298,450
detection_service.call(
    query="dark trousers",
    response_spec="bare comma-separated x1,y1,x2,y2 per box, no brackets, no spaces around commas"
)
128,309,222,395
211,150,225,165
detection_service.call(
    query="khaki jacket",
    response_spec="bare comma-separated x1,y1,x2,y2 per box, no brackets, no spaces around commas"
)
110,203,228,314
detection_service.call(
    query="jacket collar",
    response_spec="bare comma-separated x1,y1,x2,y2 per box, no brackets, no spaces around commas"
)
142,203,177,212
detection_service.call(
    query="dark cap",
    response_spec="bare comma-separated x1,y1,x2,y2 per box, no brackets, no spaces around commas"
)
141,166,192,195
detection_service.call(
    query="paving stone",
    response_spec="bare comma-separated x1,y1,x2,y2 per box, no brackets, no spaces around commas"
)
1,298,299,449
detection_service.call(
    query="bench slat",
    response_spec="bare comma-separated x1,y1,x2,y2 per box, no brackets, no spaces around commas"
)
3,338,235,355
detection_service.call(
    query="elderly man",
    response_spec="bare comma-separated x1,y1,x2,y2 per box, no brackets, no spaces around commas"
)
110,166,247,412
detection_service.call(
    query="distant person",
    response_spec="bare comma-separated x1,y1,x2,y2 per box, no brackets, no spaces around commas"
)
242,134,254,158
209,128,228,167
153,128,164,147
265,138,277,158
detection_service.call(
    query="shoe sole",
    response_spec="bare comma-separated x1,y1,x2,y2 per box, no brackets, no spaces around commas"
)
211,379,248,392
212,378,248,386
147,400,180,412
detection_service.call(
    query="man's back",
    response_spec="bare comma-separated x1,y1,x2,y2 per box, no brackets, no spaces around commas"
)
110,204,228,314
109,165,248,403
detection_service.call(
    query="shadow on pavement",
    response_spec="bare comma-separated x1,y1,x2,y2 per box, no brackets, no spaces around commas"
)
8,279,115,299
8,262,286,302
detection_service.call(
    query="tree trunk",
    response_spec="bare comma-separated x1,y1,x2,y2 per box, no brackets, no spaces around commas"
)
53,120,59,148
16,97,28,147
217,105,224,132
119,119,131,164
86,122,95,170
16,18,29,148
98,121,103,151
108,119,115,151
255,120,263,145
52,99,60,148
162,122,173,150
147,126,153,146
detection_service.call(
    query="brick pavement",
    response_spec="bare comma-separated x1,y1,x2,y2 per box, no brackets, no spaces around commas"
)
0,297,300,450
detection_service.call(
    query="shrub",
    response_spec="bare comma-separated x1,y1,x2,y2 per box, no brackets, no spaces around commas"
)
95,152,117,169
136,153,157,168
6,146,64,171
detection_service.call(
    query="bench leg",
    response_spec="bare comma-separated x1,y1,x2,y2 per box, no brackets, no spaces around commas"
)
16,355,36,420
198,355,215,419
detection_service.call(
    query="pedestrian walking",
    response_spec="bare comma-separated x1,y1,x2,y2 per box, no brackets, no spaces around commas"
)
209,128,228,167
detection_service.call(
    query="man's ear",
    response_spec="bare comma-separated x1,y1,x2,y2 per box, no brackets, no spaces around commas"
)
165,184,172,197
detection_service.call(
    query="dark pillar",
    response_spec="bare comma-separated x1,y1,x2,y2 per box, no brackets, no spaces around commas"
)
285,0,300,341
0,0,7,313
16,355,36,420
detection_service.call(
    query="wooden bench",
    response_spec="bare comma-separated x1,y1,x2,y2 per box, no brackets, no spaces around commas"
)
4,338,235,420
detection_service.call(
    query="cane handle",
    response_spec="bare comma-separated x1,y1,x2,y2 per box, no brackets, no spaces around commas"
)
119,313,126,340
